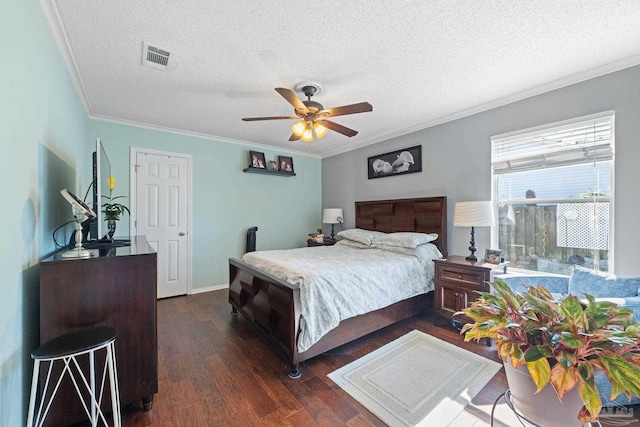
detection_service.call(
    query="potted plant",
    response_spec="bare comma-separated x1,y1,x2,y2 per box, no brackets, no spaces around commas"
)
458,279,640,425
102,176,129,238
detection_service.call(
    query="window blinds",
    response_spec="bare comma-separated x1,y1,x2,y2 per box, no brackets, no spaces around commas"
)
492,112,614,175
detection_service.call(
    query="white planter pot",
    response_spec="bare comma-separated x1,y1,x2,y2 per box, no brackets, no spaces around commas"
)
504,361,585,427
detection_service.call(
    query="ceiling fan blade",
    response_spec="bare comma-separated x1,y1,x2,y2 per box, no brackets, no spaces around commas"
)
319,102,372,118
275,87,309,115
289,133,301,141
320,120,358,137
242,116,298,121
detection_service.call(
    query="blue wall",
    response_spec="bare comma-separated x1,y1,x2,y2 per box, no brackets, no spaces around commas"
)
0,2,321,423
88,120,322,289
1,1,88,424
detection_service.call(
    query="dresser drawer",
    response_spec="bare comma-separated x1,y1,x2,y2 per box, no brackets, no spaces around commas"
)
438,266,485,288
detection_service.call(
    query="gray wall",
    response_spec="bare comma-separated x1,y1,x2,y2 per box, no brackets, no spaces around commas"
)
322,65,640,275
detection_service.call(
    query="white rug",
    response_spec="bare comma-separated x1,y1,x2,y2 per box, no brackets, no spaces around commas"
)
327,330,501,427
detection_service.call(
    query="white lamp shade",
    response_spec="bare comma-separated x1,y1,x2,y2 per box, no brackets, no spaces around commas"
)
453,201,495,227
322,208,343,224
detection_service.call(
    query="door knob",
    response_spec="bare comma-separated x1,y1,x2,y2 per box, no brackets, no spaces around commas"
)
179,231,186,236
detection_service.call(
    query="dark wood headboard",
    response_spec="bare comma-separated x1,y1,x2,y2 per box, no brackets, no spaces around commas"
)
355,196,447,257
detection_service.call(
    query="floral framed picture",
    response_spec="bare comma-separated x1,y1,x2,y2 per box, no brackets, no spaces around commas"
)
367,145,422,179
484,249,503,264
249,151,266,169
278,156,294,173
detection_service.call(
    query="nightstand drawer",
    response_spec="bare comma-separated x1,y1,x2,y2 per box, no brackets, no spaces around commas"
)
439,267,485,287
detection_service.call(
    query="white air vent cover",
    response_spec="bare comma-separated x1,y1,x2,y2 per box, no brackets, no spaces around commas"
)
142,42,171,71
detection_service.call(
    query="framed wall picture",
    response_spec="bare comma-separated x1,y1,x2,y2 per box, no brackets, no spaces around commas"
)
367,145,422,179
268,161,278,171
278,156,294,173
249,151,266,169
484,249,503,264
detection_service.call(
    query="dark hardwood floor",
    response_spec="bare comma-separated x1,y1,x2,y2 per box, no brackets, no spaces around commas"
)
119,290,639,427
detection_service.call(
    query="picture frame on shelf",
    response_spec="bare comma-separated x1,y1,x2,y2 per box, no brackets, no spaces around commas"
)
278,156,294,173
367,145,422,179
484,248,503,264
268,161,278,171
249,151,266,169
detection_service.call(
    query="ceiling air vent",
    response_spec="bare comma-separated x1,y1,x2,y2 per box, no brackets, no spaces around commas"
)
142,42,171,71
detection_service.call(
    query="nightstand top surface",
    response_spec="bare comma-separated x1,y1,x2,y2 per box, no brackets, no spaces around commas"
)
435,255,505,270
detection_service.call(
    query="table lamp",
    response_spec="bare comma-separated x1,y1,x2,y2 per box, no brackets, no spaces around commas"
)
322,208,343,241
453,201,495,261
60,189,96,258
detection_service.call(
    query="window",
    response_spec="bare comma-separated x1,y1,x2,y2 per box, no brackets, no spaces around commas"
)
491,112,614,274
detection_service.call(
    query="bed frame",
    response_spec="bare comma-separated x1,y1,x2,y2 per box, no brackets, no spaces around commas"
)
228,196,447,377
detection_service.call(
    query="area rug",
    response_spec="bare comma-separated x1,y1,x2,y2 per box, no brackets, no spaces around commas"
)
327,330,501,426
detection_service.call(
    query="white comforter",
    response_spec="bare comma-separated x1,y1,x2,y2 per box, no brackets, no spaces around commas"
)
241,242,442,352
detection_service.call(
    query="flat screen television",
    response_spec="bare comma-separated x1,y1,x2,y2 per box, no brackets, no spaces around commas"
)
90,137,111,240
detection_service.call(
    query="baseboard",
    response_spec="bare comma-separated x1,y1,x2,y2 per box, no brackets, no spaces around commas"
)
190,283,229,294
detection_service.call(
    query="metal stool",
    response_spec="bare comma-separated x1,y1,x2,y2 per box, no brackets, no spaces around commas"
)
27,326,121,427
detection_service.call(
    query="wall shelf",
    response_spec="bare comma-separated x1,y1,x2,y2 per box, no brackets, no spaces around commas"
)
243,167,296,177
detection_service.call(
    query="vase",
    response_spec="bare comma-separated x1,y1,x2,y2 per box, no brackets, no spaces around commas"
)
504,361,585,427
107,220,116,239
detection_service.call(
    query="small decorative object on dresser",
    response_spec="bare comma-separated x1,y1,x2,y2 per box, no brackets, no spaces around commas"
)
278,155,294,173
484,248,502,264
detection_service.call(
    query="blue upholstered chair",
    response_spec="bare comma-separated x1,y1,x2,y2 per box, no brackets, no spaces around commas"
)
496,265,640,407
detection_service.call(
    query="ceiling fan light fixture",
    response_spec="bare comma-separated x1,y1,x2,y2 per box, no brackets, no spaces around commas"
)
313,122,328,138
301,123,314,142
292,121,306,137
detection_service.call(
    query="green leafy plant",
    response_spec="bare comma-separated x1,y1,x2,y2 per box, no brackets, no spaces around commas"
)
102,176,130,221
459,278,640,424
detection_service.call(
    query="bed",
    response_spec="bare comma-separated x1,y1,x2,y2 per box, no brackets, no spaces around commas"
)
228,196,447,377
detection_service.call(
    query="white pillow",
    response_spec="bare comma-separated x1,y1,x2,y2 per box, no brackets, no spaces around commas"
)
375,243,443,260
372,232,438,249
336,228,385,246
335,239,371,249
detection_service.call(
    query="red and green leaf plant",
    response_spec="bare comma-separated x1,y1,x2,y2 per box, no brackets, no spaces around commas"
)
458,278,640,425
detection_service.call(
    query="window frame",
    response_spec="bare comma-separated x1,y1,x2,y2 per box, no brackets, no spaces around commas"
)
490,111,615,273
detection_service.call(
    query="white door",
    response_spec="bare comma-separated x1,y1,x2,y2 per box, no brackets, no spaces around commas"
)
131,149,191,298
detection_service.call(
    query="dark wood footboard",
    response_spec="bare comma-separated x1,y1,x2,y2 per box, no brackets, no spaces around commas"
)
228,257,300,369
229,257,433,377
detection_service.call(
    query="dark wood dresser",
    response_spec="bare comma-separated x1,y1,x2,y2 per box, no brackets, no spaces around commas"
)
39,236,158,426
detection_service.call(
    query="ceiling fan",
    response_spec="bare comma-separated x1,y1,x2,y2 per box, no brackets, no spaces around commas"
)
242,84,373,142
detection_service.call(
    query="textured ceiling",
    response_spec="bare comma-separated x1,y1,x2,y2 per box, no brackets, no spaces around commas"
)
39,1,640,158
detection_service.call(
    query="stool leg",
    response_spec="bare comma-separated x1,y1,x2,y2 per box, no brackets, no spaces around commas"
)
107,342,121,427
26,359,40,427
90,349,97,427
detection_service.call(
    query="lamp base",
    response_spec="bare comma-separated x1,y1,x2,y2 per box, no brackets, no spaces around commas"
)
62,247,94,258
62,218,94,258
466,226,478,262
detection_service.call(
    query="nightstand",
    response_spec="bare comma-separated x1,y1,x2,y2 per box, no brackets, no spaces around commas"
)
434,256,502,343
307,239,337,247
